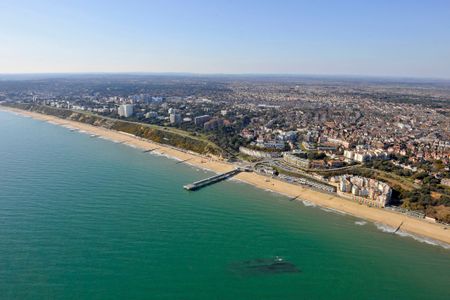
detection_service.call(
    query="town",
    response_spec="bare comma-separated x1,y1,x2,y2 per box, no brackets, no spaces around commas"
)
1,74,449,223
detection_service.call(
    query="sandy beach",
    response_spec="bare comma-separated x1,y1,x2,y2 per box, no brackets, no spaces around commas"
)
2,106,450,246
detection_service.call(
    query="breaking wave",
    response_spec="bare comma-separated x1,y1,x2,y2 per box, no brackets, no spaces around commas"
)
354,220,367,226
320,207,347,215
374,223,450,250
302,200,316,207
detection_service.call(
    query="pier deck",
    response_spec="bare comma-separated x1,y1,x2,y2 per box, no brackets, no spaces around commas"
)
184,168,242,191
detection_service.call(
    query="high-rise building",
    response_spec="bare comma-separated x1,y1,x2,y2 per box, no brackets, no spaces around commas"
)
194,115,211,126
118,104,134,117
169,113,182,125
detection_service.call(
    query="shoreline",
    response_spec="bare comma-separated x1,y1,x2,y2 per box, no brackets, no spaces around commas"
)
2,106,450,246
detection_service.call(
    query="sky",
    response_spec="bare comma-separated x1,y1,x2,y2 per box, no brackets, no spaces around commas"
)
1,0,450,78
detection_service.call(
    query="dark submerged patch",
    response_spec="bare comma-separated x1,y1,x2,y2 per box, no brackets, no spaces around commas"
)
229,257,300,276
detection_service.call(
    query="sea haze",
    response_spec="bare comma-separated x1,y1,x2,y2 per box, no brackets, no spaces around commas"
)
0,110,449,299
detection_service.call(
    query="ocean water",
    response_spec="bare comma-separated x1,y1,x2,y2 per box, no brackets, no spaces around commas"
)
0,110,449,300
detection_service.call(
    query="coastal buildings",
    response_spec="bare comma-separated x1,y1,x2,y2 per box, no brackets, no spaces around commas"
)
254,140,286,150
194,115,211,126
336,175,392,208
2,75,449,224
118,104,134,117
169,113,182,125
283,153,310,169
344,149,390,162
277,173,336,193
323,136,351,148
145,111,158,118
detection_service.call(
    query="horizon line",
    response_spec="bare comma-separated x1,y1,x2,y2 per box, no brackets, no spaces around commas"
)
1,71,450,82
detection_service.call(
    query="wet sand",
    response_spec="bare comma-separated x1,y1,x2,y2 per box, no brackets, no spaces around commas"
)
2,106,449,245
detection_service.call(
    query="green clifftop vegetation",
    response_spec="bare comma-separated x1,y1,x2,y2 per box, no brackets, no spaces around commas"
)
3,103,224,157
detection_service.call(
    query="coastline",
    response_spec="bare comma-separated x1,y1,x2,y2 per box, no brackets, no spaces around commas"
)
2,106,450,246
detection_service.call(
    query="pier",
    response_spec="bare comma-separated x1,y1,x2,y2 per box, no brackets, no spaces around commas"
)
184,168,242,191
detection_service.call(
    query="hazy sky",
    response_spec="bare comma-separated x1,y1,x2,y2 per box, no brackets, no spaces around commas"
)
1,0,450,78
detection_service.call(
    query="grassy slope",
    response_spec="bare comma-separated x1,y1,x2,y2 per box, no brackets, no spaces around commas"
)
3,103,224,157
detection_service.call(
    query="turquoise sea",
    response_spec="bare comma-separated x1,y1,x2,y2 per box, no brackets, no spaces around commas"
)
0,110,449,299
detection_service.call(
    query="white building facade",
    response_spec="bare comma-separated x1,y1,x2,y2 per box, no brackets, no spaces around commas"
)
118,104,134,117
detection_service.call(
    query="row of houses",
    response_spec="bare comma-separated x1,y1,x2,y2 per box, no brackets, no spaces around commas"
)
332,175,392,208
344,149,390,162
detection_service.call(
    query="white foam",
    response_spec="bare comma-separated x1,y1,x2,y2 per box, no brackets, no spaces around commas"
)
374,223,395,233
147,150,182,161
320,207,347,215
302,200,317,207
158,152,180,161
256,188,291,200
374,223,450,250
354,220,367,226
147,150,193,167
183,162,215,174
228,177,247,185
